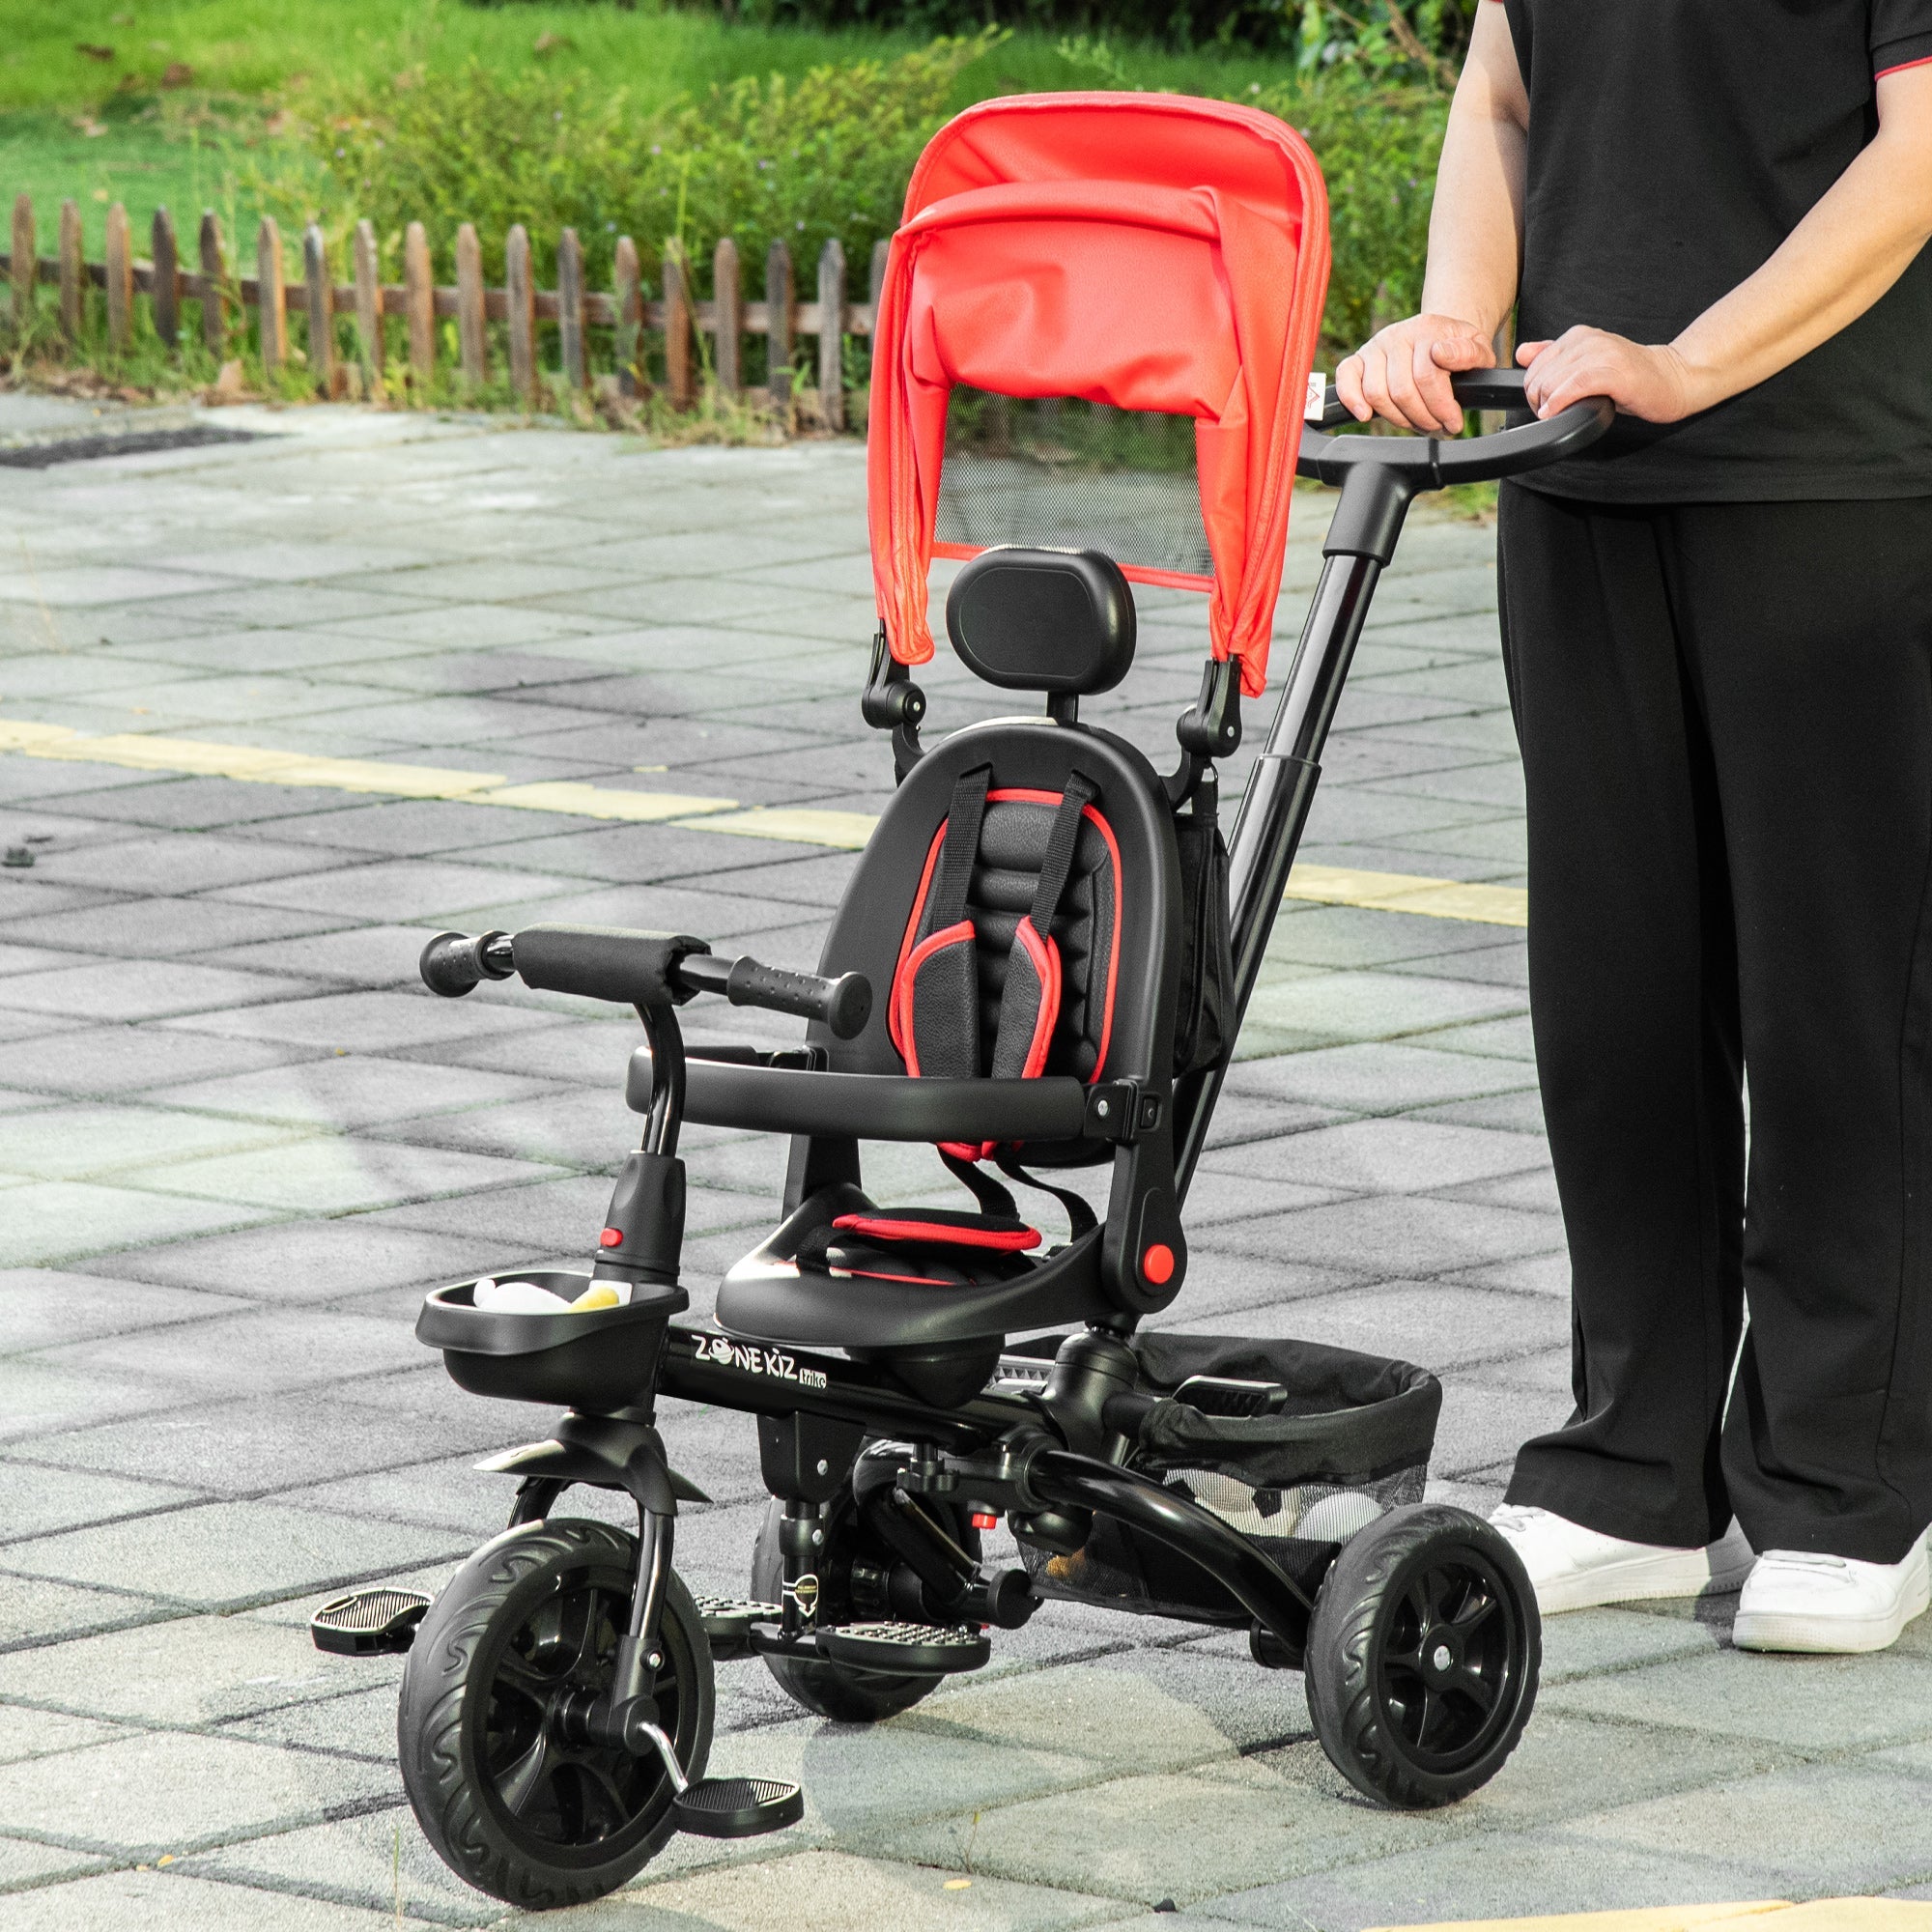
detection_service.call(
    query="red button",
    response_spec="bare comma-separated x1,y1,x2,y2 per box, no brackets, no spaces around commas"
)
1143,1242,1175,1285
970,1511,999,1531
599,1228,623,1248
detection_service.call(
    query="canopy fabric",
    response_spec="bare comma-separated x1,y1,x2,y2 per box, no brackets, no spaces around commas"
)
867,93,1330,697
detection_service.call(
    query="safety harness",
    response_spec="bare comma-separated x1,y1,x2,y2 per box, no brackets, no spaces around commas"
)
802,765,1105,1284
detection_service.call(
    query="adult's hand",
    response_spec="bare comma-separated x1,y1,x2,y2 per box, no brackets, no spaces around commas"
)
1336,315,1497,435
1518,327,1702,422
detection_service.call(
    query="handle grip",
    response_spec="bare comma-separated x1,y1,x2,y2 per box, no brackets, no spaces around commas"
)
1300,367,1613,489
675,952,872,1040
420,929,513,998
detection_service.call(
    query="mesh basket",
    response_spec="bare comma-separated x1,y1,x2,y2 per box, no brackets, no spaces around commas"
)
936,388,1213,582
995,1331,1440,1626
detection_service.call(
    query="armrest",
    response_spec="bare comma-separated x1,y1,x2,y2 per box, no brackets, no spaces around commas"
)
626,1048,1090,1144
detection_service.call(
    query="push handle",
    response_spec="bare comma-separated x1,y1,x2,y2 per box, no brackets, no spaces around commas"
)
419,929,514,997
673,952,872,1040
1300,367,1613,489
418,925,872,1039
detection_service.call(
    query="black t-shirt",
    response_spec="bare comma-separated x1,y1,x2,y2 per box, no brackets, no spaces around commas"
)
1495,0,1932,500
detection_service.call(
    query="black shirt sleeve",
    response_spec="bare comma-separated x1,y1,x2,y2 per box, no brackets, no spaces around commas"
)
1870,0,1932,74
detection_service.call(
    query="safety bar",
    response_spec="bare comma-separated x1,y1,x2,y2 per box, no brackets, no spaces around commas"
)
624,1047,1089,1143
419,925,873,1040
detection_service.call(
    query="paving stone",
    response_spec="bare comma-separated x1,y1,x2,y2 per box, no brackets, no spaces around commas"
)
1207,1194,1562,1277
214,858,582,924
1542,1646,1932,1753
0,1026,323,1098
0,1701,128,1766
145,1056,556,1129
194,923,462,987
0,1182,282,1278
615,1848,1127,1932
0,1268,254,1350
372,1085,645,1171
0,1725,399,1859
0,959,316,1022
1,1500,467,1610
88,1219,516,1305
164,987,570,1053
1225,1042,1536,1111
1218,1826,1780,1930
0,1461,208,1545
0,1103,297,1181
3,896,350,960
0,1572,172,1650
28,1385,524,1494
0,1611,395,1728
1192,1279,1567,1369
27,835,361,896
1200,1118,1547,1193
0,1839,111,1894
183,1807,500,1928
113,1136,564,1216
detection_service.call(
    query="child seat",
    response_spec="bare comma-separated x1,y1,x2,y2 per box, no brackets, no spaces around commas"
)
625,93,1329,1395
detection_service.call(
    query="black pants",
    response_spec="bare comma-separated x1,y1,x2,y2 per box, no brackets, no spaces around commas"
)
1496,484,1932,1564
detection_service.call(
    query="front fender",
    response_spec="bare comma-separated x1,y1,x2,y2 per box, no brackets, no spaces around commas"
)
476,1412,709,1515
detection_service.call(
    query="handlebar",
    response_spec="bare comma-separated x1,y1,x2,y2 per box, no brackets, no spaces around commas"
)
1298,368,1613,490
418,924,872,1040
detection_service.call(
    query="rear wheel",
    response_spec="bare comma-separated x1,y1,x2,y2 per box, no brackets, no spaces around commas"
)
1303,1502,1538,1809
750,1487,980,1723
399,1518,713,1909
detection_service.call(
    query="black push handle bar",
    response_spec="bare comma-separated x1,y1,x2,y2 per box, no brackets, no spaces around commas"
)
419,925,872,1039
1298,367,1613,489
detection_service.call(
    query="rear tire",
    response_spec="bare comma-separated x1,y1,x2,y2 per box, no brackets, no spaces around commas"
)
751,1494,959,1723
399,1518,713,1909
1303,1502,1538,1809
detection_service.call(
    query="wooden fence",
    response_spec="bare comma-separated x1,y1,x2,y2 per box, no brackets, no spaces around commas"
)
0,194,889,428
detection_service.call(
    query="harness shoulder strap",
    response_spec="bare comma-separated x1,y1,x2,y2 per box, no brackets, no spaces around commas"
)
1025,773,1098,941
995,1151,1099,1240
930,763,992,930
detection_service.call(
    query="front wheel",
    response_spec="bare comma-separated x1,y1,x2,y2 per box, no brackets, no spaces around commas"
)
1303,1502,1538,1809
399,1518,714,1909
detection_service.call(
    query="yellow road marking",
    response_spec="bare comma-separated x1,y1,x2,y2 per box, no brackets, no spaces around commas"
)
1374,1903,1932,1931
1285,862,1527,927
0,718,1531,927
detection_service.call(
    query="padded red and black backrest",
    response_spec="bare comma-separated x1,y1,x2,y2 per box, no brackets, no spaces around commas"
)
803,717,1180,1159
889,783,1120,1085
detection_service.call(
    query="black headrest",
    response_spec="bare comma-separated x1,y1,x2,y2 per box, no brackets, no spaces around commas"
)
945,547,1136,696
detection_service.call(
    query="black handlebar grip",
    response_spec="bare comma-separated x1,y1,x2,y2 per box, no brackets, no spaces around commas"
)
725,957,873,1038
420,930,511,998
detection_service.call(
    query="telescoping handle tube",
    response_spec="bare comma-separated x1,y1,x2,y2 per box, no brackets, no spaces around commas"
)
418,925,872,1039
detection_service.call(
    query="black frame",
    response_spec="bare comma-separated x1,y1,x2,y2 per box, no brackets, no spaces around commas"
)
414,369,1611,1737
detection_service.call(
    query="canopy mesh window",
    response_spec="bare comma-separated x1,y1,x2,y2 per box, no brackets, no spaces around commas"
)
935,388,1213,584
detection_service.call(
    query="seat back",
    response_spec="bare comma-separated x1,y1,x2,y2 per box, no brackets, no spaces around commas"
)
803,718,1179,1157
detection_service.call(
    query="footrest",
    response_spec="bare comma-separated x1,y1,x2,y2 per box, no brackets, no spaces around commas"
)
815,1621,991,1674
310,1588,432,1657
672,1776,805,1839
695,1596,781,1643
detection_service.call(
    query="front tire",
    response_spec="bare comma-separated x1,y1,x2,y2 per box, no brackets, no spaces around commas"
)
1303,1502,1538,1809
399,1518,714,1909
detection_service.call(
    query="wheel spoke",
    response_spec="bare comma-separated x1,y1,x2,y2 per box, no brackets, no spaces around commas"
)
568,1586,610,1677
1449,1589,1500,1639
495,1733,554,1817
1401,1578,1432,1640
1449,1663,1497,1714
495,1651,560,1696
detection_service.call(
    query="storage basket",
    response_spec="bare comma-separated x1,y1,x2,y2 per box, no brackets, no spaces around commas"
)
997,1331,1441,1624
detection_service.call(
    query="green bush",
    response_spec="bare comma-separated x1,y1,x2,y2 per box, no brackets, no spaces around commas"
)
264,32,1444,367
270,33,992,295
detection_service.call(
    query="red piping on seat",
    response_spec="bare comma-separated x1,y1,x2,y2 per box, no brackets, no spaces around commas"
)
833,1213,1042,1252
891,919,976,1078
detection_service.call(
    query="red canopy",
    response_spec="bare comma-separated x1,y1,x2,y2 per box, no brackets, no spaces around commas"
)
867,93,1330,697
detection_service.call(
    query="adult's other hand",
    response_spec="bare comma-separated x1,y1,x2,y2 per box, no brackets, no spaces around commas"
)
1518,327,1701,423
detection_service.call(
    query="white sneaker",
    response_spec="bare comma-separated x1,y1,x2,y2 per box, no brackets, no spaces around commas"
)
1491,1503,1755,1615
1732,1535,1931,1654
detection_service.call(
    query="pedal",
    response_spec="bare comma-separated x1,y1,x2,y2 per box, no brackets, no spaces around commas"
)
694,1596,781,1644
310,1588,432,1657
815,1621,991,1674
671,1776,805,1839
